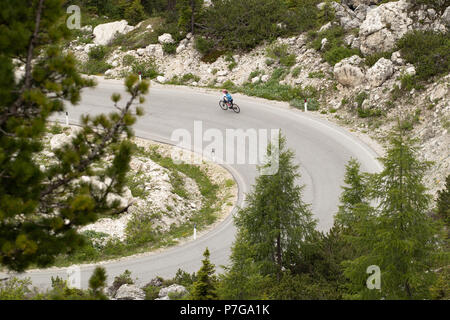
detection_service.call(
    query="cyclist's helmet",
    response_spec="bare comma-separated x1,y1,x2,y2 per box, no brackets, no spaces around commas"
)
222,90,228,94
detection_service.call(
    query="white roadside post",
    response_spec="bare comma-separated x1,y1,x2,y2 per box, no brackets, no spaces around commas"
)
193,223,197,240
139,71,142,82
211,148,216,162
65,111,69,126
304,99,308,112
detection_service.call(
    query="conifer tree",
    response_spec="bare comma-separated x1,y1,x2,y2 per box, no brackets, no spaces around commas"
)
343,127,444,299
234,133,317,276
0,0,149,271
436,174,449,228
177,0,204,34
217,230,271,300
334,158,372,231
190,248,217,300
89,267,108,300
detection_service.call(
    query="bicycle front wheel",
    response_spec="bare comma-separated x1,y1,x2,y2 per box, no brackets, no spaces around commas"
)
232,104,240,113
219,100,228,110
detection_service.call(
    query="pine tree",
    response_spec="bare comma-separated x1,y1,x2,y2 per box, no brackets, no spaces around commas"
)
0,0,149,271
176,0,204,34
88,267,108,300
125,0,147,26
190,248,217,300
343,127,444,299
217,230,271,299
334,158,372,231
436,174,449,228
234,133,317,276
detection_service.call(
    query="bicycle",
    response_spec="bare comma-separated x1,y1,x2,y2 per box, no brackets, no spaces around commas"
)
219,99,240,113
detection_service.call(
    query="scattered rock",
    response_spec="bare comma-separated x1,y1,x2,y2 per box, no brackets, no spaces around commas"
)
158,33,174,44
366,58,394,87
333,55,365,87
158,284,188,300
115,284,145,300
261,74,270,82
156,76,166,83
251,76,260,84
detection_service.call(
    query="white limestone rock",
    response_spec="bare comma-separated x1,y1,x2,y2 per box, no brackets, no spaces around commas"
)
366,58,394,87
93,20,134,46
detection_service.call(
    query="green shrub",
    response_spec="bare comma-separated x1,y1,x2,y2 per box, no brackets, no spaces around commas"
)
81,60,112,75
265,58,275,66
291,66,302,77
88,45,109,60
144,285,160,300
49,123,63,134
308,71,325,78
228,61,238,71
222,80,236,90
357,107,382,118
195,37,215,56
168,73,201,85
310,25,360,65
163,42,177,55
396,31,450,81
109,270,134,297
131,58,159,79
271,67,289,81
201,50,225,63
248,70,264,81
125,213,157,245
266,44,296,67
200,0,287,51
323,46,360,66
0,278,32,300
122,55,136,65
355,91,369,108
399,73,416,91
365,51,393,67
124,0,147,26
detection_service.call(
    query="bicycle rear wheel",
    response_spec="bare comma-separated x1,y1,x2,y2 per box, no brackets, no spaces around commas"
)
232,104,240,113
219,100,228,110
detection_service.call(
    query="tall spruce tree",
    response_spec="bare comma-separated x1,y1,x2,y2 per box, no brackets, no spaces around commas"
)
176,0,203,34
190,248,217,300
343,127,444,299
334,158,372,231
0,0,148,271
436,175,449,228
234,133,317,276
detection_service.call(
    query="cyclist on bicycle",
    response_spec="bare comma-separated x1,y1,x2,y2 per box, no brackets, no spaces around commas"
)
222,90,233,107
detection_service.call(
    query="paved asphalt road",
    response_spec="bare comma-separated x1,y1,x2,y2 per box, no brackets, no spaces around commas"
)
0,78,382,290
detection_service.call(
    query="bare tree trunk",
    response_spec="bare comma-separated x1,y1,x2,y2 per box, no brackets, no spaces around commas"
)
191,0,195,34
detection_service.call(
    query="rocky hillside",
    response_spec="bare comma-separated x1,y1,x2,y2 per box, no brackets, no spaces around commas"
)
38,125,237,264
66,0,449,196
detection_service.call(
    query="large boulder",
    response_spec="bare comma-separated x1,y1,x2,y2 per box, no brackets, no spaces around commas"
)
158,284,188,300
115,284,145,300
146,44,164,59
333,55,365,87
158,33,174,44
442,6,450,27
359,0,412,55
93,20,134,46
366,58,394,87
